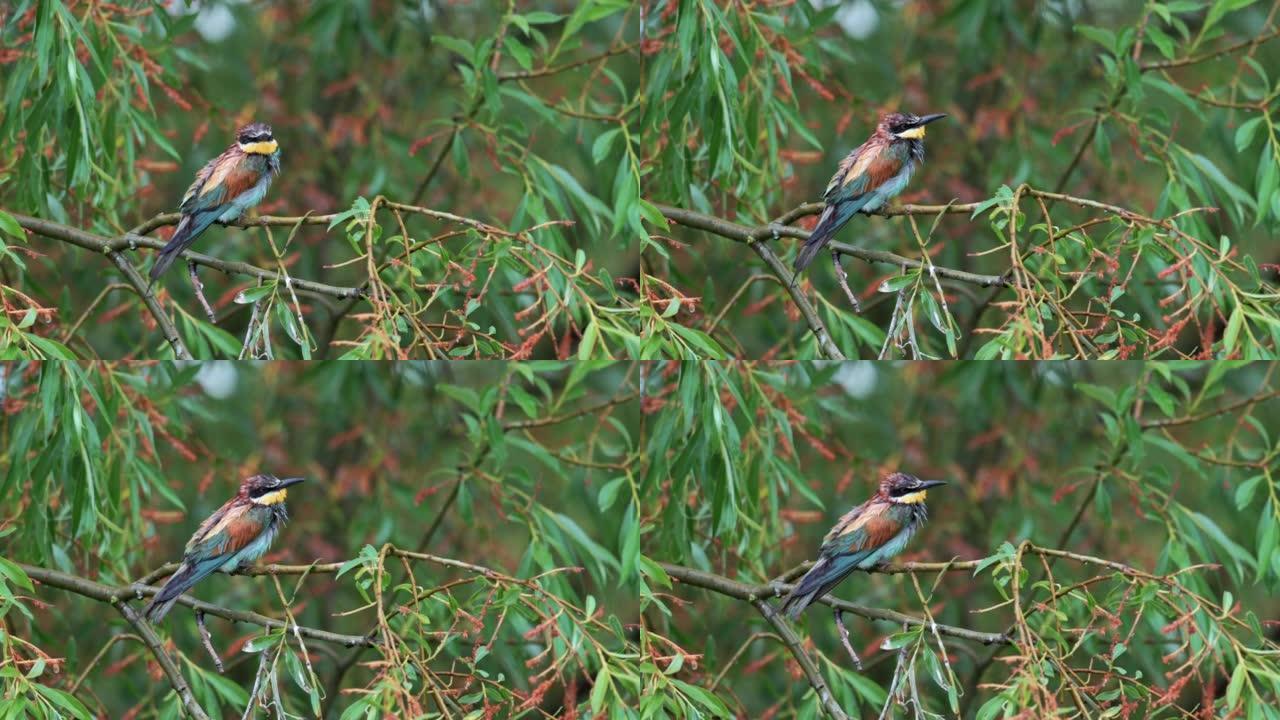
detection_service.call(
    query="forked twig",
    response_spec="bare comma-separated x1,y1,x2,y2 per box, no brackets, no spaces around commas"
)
830,250,862,313
195,610,223,672
833,607,864,671
188,261,216,323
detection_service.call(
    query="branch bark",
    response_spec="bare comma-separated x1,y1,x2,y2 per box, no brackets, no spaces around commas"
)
659,562,1011,646
11,213,364,300
21,564,376,648
115,601,212,720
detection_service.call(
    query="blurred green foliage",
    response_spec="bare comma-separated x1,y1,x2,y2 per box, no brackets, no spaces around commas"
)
640,360,1280,717
643,0,1280,359
0,360,645,717
0,1,662,359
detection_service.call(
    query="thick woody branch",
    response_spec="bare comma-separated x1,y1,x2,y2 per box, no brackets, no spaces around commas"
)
115,601,212,720
654,203,1012,289
130,202,508,239
754,598,851,720
3,215,195,358
21,564,375,648
10,213,364,300
24,551,522,717
107,246,193,360
136,550,503,588
658,562,1011,646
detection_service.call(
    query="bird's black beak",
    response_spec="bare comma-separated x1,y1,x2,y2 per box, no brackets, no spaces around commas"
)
917,479,948,490
916,113,948,127
278,477,307,489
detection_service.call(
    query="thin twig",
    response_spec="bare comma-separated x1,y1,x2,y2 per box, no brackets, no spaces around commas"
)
187,261,216,323
194,610,223,672
833,608,864,670
830,250,862,313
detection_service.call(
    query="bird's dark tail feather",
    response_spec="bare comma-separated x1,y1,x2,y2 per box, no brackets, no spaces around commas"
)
793,205,841,273
149,211,218,285
142,563,197,623
779,558,834,620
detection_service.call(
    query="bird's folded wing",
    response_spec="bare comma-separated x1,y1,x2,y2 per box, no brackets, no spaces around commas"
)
180,151,262,213
205,160,262,204
822,504,903,558
824,145,905,204
179,155,222,212
184,502,265,558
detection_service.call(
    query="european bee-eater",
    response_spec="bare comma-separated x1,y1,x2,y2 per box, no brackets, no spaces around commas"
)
148,122,281,284
780,472,946,619
793,112,947,274
143,474,305,623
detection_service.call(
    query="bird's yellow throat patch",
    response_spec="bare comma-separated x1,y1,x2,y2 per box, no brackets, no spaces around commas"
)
895,126,927,140
239,140,279,155
895,490,929,505
253,489,289,506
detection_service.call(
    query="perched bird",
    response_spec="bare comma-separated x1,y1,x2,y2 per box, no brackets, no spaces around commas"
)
148,122,281,284
793,112,947,276
143,474,305,623
780,472,946,620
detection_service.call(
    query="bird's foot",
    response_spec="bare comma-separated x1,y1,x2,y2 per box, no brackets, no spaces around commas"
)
195,610,224,673
830,250,862,313
834,608,864,672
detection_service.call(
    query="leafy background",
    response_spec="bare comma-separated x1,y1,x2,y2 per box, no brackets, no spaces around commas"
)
0,360,643,718
640,360,1280,717
4,1,1277,360
3,360,1279,717
1,1,652,359
639,0,1280,359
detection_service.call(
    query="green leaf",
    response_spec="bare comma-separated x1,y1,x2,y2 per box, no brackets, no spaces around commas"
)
0,558,33,592
1234,475,1265,510
589,664,611,713
578,319,600,359
31,684,92,720
1223,305,1243,354
0,211,25,243
592,128,622,165
1235,117,1264,152
1226,662,1246,709
1075,25,1118,54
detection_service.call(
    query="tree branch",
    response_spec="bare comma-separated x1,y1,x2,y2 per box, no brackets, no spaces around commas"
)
754,598,851,720
654,202,1012,288
658,562,1010,646
22,564,376,648
115,600,213,720
106,245,193,359
10,213,364,300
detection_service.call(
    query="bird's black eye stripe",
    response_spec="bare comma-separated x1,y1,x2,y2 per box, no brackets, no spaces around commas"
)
889,484,921,496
